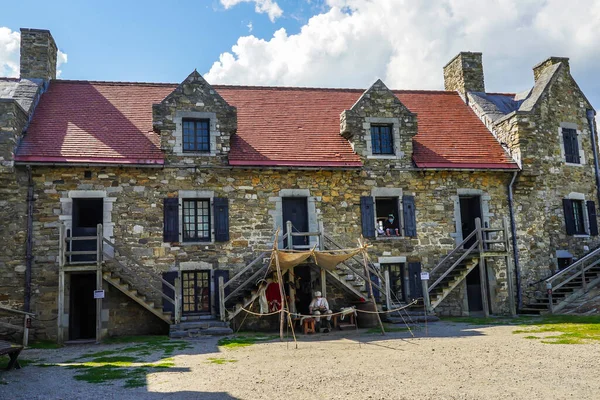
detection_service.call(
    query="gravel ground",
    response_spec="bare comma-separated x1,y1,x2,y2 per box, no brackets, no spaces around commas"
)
1,321,599,400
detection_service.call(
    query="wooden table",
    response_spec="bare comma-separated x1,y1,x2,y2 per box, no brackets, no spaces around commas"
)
332,313,356,330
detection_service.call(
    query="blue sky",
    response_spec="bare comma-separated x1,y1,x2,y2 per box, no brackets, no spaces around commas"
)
1,0,599,112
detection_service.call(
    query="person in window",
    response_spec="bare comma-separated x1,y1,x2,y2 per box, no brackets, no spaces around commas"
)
309,291,332,333
384,214,400,236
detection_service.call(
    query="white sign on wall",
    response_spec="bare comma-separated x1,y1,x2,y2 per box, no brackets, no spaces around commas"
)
94,290,105,299
420,272,430,281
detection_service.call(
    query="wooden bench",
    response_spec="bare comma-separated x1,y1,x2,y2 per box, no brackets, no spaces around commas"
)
332,313,356,330
0,340,23,371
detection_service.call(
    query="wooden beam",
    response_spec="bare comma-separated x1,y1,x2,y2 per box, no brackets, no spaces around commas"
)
475,218,490,317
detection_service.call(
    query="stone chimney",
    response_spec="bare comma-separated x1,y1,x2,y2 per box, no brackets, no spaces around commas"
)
533,57,570,81
20,28,57,81
443,52,485,95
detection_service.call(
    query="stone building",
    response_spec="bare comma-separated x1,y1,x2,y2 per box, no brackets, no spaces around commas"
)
0,29,598,342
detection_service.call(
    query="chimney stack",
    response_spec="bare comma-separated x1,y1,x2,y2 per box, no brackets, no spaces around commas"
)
19,28,57,81
533,57,570,82
443,52,485,96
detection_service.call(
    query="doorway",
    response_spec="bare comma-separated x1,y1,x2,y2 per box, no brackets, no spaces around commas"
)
293,265,313,315
182,271,211,315
459,196,482,249
69,273,97,340
408,262,423,300
282,197,309,248
466,268,483,312
383,264,405,303
71,198,104,262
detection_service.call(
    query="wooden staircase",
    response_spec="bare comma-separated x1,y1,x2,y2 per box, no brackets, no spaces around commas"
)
102,271,172,324
424,217,515,316
220,228,387,322
522,246,600,314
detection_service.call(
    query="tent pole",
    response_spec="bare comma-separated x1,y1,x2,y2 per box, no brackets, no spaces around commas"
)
359,236,385,335
273,229,286,341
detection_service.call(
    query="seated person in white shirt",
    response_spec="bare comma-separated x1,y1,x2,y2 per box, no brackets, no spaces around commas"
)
309,291,333,333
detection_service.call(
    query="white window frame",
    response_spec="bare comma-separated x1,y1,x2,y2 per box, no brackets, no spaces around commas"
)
179,190,215,244
558,123,585,167
174,111,218,156
371,188,404,238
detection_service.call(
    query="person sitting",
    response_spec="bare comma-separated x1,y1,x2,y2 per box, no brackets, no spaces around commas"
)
383,214,400,236
309,291,333,333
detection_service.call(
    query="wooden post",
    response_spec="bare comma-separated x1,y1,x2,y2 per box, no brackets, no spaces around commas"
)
95,224,103,343
422,278,432,314
274,233,286,340
384,269,392,311
475,218,490,317
288,269,296,314
503,216,517,317
174,275,182,324
359,237,385,335
320,268,327,300
57,268,65,344
318,220,325,251
218,276,226,322
582,261,588,292
23,316,29,347
57,223,65,344
547,282,554,314
286,220,293,250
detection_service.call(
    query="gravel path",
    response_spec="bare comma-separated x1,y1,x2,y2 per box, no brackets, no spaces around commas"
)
1,321,599,399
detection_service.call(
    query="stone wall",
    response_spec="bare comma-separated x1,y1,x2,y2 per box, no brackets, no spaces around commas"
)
23,163,515,339
443,52,485,96
492,62,600,305
19,29,57,81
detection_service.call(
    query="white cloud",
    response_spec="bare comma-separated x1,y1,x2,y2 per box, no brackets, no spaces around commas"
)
207,0,600,110
220,0,283,22
0,27,68,78
247,21,254,33
0,27,20,77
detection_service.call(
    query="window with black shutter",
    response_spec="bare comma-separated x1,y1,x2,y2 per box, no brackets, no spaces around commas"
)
402,195,417,237
183,119,210,153
182,199,211,241
562,128,580,164
370,124,394,155
563,198,587,235
587,201,598,236
213,197,230,242
360,196,376,238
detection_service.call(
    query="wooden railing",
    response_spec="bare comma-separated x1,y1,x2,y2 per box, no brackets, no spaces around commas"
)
544,245,600,313
59,223,180,325
0,305,35,346
423,217,515,317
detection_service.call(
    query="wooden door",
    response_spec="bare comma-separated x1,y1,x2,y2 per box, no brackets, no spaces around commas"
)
282,197,309,248
182,271,211,314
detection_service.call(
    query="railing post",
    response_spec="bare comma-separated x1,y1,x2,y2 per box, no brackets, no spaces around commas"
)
96,224,104,343
503,216,517,316
546,281,554,314
318,220,325,251
475,218,490,317
581,260,588,292
384,269,392,311
422,278,432,314
174,274,182,324
286,220,293,250
218,276,226,322
58,224,65,268
23,315,29,347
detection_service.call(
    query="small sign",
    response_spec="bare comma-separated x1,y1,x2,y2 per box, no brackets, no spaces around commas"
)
420,272,430,281
94,290,105,299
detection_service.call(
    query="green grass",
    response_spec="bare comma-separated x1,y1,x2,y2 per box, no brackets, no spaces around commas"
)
28,340,62,349
207,357,238,365
441,316,531,325
512,316,600,344
218,335,278,349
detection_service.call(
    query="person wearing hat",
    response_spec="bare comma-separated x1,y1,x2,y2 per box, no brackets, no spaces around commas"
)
384,213,400,236
309,291,332,333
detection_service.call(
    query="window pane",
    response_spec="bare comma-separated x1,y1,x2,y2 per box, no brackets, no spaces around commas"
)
573,200,586,234
371,125,393,155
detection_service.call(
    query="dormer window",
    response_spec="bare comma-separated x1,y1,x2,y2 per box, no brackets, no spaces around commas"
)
183,119,210,152
371,124,394,155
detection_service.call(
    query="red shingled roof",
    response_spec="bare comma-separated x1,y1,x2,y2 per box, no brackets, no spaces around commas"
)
15,80,517,170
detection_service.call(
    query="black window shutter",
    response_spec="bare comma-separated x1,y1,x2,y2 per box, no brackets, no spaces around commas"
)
360,196,375,238
403,195,417,237
213,269,230,311
162,271,177,313
213,197,230,242
563,129,580,163
563,199,576,235
163,198,179,242
587,201,598,236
